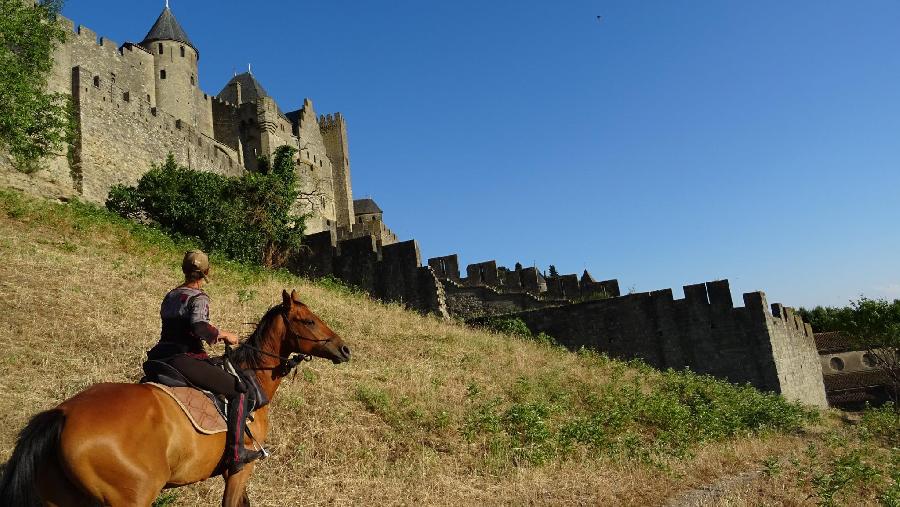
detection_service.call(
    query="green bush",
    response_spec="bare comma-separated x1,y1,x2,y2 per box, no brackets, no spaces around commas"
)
859,403,900,446
106,147,305,267
482,317,558,346
463,366,817,467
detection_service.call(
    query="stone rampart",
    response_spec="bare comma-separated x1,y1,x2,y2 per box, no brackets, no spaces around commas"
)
72,66,242,201
291,231,448,318
427,254,620,319
442,280,568,320
471,279,827,407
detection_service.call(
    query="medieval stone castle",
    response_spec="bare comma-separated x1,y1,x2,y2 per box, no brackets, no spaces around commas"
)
1,3,396,244
1,3,832,408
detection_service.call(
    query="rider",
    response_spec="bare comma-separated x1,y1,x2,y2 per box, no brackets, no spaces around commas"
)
146,250,264,474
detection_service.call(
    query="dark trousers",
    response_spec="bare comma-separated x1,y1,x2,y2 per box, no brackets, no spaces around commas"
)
167,354,241,396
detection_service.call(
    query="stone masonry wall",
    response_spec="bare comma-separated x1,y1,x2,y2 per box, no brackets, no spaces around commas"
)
442,281,567,320
72,66,242,201
427,254,620,320
0,15,240,202
474,279,827,407
291,231,449,318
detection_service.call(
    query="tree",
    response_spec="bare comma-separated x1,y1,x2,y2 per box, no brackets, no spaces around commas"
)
833,297,900,410
107,146,306,268
548,265,559,278
0,0,73,173
797,305,852,333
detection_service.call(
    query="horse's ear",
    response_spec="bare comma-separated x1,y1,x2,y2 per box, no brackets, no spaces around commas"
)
282,289,291,307
290,289,301,303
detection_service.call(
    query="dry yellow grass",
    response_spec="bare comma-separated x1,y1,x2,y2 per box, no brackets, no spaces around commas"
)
0,191,895,506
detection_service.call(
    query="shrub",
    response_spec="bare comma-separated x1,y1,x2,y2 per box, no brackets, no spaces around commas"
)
106,148,305,267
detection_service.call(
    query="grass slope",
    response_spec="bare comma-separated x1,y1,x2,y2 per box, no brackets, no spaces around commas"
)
0,190,896,506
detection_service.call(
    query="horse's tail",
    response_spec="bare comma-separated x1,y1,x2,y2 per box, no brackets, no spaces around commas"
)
0,409,66,507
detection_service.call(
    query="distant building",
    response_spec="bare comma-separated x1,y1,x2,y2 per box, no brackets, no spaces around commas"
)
815,331,893,410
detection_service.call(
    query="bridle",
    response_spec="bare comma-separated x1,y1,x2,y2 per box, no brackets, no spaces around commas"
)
230,307,334,377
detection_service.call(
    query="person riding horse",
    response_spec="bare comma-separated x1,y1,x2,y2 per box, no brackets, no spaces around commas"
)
146,250,264,473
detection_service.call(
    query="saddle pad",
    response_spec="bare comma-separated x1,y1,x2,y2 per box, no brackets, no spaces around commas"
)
146,383,226,434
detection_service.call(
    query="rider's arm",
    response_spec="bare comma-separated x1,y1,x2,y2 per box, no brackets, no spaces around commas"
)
188,294,221,345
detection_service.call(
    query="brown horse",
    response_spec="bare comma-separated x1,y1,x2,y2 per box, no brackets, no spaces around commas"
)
0,289,350,507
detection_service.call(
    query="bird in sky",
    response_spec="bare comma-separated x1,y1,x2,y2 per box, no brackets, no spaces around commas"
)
596,15,603,23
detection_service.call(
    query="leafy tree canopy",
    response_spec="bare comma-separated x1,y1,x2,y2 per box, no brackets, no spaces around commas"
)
0,0,73,172
106,146,306,267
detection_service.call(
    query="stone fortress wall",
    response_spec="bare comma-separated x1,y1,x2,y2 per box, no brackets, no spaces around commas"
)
422,253,826,407
292,231,448,319
428,254,620,319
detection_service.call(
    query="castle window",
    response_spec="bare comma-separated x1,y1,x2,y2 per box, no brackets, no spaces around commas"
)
190,75,195,86
122,91,130,102
147,94,151,103
160,70,167,80
93,76,100,87
175,119,182,129
158,43,163,54
180,46,185,57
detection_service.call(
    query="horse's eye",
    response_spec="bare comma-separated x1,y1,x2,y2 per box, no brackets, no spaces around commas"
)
300,319,315,326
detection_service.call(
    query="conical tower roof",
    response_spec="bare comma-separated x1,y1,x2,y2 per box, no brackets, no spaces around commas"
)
218,72,271,103
141,7,197,55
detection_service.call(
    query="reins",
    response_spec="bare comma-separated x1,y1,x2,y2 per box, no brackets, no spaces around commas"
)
229,309,330,377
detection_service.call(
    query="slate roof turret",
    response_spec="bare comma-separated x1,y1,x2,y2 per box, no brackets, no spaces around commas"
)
354,199,383,215
218,72,271,104
141,7,197,56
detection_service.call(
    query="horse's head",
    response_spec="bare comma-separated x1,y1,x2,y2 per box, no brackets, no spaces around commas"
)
281,289,351,364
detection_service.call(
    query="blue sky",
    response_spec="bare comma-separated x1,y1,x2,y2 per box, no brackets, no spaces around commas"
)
61,0,900,308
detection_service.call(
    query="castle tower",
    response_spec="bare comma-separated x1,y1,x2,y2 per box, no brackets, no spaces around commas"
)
139,5,199,127
320,113,355,228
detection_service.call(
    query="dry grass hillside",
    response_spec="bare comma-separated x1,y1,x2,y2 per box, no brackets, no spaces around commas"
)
0,190,896,506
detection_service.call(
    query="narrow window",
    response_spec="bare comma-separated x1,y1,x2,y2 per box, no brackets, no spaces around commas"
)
93,76,100,87
319,160,323,167
158,43,164,54
122,91,130,102
180,46,185,57
160,70,167,80
146,94,151,102
190,75,195,86
175,119,182,129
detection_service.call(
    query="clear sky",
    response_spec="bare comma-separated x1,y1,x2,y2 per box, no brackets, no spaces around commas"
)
61,0,900,309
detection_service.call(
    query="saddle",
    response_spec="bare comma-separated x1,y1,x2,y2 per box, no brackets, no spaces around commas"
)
140,359,266,435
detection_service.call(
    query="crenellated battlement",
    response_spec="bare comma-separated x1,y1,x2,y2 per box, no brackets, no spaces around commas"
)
290,231,447,317
427,254,619,302
470,278,826,406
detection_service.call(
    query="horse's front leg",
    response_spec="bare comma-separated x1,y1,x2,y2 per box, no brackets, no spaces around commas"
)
222,466,255,507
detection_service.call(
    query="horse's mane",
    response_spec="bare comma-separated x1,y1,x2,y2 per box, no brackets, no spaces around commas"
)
232,304,284,370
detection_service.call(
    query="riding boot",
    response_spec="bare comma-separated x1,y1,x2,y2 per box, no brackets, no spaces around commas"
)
224,393,264,474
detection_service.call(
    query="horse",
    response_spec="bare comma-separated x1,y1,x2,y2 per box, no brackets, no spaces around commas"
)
0,289,351,507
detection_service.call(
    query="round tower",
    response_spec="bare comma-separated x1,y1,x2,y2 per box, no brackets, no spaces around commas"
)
139,5,199,125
